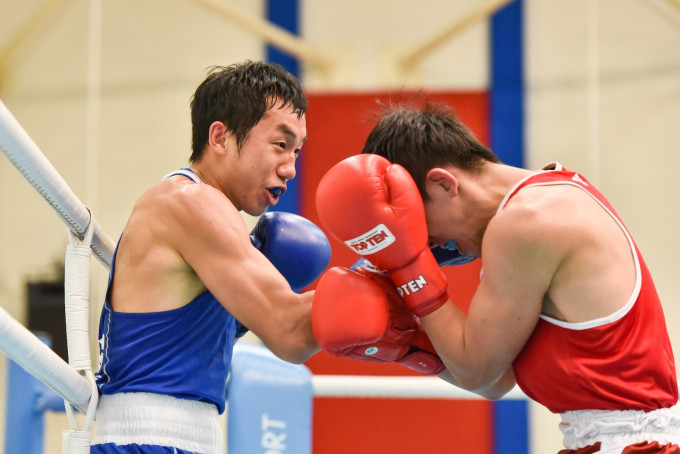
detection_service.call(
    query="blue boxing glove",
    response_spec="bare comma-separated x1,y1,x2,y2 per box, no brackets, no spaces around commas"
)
352,240,476,270
250,211,332,292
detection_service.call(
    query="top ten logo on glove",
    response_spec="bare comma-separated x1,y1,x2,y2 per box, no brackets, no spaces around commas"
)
345,224,396,255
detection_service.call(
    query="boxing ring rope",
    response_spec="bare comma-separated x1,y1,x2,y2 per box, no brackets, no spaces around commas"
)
311,374,528,400
0,304,91,410
0,100,115,267
0,99,112,452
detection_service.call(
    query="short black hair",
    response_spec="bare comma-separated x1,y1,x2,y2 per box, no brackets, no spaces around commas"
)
362,100,500,199
189,60,307,162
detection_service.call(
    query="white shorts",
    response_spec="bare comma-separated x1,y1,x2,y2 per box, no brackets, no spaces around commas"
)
91,392,223,454
560,403,680,453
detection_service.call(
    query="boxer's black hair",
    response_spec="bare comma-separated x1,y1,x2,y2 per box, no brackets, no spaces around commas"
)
190,60,307,162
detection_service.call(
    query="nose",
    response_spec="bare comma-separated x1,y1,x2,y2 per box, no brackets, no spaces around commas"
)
278,154,297,181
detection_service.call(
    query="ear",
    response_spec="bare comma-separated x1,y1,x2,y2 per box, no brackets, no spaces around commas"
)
207,121,232,156
425,168,459,199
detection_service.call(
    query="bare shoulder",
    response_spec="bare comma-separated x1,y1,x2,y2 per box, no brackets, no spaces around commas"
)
133,179,245,243
500,182,635,322
486,184,591,251
113,178,249,311
480,184,593,294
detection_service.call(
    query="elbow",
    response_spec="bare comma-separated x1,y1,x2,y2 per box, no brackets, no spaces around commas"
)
455,375,488,393
454,369,516,401
268,339,319,364
448,370,497,394
475,386,510,401
263,328,319,364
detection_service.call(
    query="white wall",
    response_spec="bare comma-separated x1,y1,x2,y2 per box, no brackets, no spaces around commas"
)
0,0,678,452
526,1,680,451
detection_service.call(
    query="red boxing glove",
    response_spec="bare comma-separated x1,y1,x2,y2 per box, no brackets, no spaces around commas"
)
315,154,448,316
312,266,445,375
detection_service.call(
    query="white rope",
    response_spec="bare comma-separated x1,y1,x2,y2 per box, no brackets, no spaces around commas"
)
312,375,528,400
63,369,99,433
0,99,115,266
65,224,95,372
62,429,92,454
0,100,107,436
64,222,99,436
0,304,91,409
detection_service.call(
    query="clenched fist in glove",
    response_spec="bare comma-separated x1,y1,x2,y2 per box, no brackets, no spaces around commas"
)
312,266,445,375
250,211,331,292
315,154,449,316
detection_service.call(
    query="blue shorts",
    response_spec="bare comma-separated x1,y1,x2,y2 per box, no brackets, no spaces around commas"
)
91,443,199,453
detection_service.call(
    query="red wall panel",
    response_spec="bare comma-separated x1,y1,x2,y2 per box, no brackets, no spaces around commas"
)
301,91,491,454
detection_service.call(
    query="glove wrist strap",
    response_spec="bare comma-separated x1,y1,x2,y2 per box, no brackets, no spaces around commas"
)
388,249,449,317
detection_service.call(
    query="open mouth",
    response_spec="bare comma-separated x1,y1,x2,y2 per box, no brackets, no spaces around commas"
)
267,187,284,202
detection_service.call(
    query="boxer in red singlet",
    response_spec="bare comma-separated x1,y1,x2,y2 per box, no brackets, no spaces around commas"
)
312,101,679,454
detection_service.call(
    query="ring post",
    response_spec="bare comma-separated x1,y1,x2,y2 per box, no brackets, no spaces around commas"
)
493,399,529,454
227,343,313,454
5,334,60,454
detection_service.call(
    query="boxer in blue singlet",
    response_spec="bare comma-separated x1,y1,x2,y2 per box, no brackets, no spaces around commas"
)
92,170,242,453
90,62,327,453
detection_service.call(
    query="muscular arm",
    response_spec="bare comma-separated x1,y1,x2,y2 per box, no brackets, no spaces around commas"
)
421,196,563,398
171,184,319,364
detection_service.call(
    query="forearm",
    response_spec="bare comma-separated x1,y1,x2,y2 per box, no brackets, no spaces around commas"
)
284,293,321,364
421,301,511,393
257,290,320,364
232,211,328,364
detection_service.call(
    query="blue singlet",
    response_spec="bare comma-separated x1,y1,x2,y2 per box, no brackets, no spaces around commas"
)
95,169,244,415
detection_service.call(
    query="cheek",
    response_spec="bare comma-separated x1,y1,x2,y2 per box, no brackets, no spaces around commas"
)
241,153,271,175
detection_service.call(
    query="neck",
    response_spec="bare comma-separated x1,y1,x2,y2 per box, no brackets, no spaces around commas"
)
460,164,534,252
468,163,532,213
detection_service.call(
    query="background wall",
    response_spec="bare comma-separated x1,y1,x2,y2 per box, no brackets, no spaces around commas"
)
0,0,679,452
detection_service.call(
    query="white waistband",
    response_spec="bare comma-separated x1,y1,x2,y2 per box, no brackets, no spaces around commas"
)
560,403,680,451
92,392,222,454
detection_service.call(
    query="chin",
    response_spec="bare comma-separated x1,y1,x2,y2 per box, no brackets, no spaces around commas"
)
243,206,268,217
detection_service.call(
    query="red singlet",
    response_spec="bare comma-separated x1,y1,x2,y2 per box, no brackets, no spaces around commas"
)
509,164,677,414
